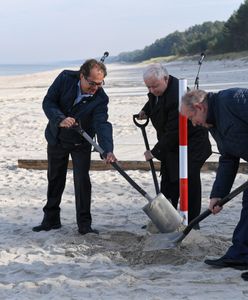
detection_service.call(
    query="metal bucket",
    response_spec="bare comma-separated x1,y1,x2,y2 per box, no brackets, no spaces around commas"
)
143,193,183,233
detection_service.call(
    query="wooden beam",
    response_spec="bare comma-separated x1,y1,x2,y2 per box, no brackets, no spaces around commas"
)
17,159,248,173
17,159,161,171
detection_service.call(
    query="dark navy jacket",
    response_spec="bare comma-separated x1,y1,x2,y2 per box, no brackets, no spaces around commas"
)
42,70,113,153
207,88,248,198
142,75,211,182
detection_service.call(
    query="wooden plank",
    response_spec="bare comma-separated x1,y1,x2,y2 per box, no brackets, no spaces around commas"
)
17,159,161,171
17,159,248,173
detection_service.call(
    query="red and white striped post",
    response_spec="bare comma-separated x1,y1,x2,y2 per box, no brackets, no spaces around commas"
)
179,79,188,225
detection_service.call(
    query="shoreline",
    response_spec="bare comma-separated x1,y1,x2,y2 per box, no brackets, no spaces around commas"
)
1,50,248,77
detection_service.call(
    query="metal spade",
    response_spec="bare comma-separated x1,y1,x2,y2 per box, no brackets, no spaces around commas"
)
144,180,248,250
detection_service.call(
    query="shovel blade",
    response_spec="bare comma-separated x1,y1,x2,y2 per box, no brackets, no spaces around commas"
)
143,193,183,233
143,231,185,251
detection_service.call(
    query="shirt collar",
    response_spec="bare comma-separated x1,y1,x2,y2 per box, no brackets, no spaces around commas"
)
77,81,92,98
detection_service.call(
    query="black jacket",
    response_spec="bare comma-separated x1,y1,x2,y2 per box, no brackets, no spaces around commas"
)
142,75,211,181
42,70,113,153
207,88,248,198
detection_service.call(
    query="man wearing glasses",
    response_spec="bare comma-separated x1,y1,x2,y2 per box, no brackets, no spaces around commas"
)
33,59,116,235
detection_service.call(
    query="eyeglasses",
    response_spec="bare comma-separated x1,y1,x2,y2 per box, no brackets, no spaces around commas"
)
84,76,105,87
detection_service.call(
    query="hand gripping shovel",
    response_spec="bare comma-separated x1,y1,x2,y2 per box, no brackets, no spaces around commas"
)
73,125,183,233
133,114,160,195
147,180,248,249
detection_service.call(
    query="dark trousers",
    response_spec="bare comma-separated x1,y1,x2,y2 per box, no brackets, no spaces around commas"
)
43,143,92,229
224,188,248,261
161,161,203,223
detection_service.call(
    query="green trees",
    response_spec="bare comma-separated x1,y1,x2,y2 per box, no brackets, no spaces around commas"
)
178,21,225,55
216,0,248,52
117,0,248,62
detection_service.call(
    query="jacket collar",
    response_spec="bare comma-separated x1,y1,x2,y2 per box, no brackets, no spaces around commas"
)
206,92,216,126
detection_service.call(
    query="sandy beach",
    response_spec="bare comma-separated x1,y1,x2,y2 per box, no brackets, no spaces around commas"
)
1,60,248,299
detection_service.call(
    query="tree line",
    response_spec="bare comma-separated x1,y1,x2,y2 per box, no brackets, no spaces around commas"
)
116,0,248,62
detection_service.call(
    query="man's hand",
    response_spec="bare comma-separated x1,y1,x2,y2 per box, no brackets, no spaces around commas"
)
59,117,78,128
144,150,154,161
209,197,223,214
138,110,147,120
104,152,117,164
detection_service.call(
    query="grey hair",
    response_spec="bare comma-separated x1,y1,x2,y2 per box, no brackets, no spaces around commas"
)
143,63,169,80
182,89,208,110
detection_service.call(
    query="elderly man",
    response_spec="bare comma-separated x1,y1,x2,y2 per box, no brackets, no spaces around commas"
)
33,59,116,235
181,88,248,269
138,63,211,225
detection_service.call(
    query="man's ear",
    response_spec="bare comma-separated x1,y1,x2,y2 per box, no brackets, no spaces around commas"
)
194,103,203,111
164,76,169,83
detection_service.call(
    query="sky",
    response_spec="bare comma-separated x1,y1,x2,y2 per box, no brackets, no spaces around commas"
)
0,0,245,64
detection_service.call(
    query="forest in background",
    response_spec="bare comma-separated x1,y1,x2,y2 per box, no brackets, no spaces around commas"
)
116,0,248,62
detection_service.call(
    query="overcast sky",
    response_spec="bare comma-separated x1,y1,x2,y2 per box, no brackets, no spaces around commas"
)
0,0,245,64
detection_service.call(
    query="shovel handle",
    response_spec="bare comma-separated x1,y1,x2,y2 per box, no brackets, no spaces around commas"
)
74,125,153,203
148,159,160,195
137,130,158,186
133,114,160,194
133,114,149,128
183,180,248,236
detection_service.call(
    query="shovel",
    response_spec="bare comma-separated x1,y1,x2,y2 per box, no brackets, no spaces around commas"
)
147,180,248,249
133,114,160,195
73,124,183,233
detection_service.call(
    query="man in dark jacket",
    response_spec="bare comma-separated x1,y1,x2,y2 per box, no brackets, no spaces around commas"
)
138,63,211,224
181,88,248,269
33,59,116,235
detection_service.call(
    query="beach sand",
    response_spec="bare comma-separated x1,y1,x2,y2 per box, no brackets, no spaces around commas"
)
0,62,248,299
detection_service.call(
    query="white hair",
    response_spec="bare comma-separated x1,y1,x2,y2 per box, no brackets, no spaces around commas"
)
143,63,169,81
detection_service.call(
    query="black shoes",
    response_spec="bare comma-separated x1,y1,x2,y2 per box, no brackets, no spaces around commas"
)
32,222,61,232
78,227,99,235
32,221,98,235
204,257,248,270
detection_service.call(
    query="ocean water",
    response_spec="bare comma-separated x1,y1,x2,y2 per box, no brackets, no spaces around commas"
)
0,61,81,76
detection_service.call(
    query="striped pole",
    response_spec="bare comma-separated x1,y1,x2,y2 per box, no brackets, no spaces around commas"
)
179,79,188,225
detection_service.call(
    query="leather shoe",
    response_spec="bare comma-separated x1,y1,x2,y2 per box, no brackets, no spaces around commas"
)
32,223,61,232
205,257,248,270
78,227,99,235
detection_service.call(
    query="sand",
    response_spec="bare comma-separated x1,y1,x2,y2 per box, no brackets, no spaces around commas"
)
1,60,248,299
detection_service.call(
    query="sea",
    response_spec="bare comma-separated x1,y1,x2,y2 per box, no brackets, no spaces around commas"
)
0,61,81,76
